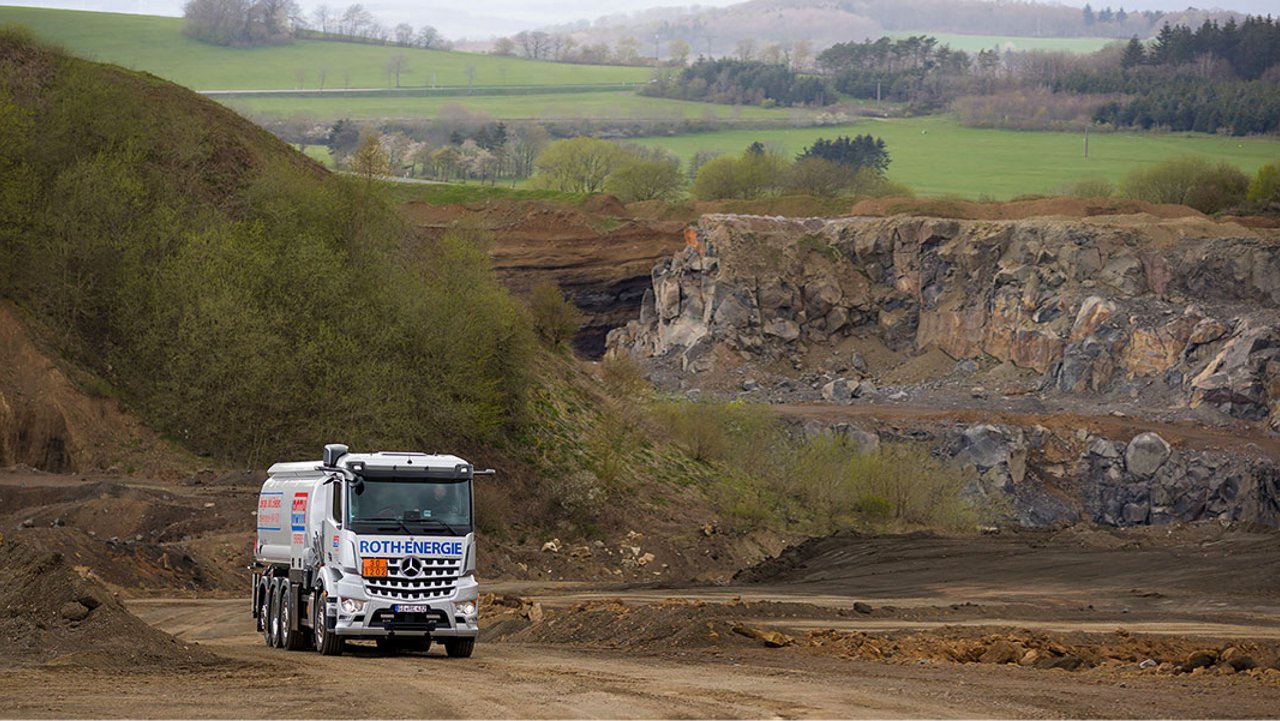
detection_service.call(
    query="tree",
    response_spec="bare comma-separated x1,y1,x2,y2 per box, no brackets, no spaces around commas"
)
785,157,856,197
1083,3,1095,26
606,150,684,202
326,118,360,159
1247,159,1280,204
692,145,787,200
529,282,584,348
416,25,441,49
532,138,624,193
614,36,641,65
311,4,332,33
798,135,890,175
667,39,690,67
351,135,389,185
1121,36,1146,69
506,123,549,180
386,54,408,87
393,22,413,46
492,36,516,56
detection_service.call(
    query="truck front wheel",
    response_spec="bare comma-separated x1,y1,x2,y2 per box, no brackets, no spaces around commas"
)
444,638,475,658
313,590,344,656
259,580,271,646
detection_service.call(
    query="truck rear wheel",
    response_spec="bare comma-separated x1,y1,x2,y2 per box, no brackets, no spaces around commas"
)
280,580,308,651
258,580,271,645
268,579,283,648
444,638,475,658
313,590,343,656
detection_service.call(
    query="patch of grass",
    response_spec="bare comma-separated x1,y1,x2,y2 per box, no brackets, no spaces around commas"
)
631,115,1280,200
221,90,796,122
0,6,649,90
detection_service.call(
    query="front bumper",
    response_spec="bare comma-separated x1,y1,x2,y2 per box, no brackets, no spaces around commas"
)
332,573,479,638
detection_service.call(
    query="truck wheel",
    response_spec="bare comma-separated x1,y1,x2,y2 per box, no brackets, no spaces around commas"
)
259,580,272,645
280,580,308,651
313,590,343,656
444,638,475,658
268,579,283,648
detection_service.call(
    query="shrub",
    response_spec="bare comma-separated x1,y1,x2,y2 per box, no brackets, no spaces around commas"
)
528,281,584,348
1248,159,1280,205
605,150,684,202
1068,177,1115,198
692,146,788,200
1119,157,1249,213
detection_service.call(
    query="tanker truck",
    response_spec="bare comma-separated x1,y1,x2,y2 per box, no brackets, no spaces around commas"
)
252,444,489,657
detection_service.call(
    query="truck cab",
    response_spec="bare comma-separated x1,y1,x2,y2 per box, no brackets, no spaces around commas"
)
252,443,484,657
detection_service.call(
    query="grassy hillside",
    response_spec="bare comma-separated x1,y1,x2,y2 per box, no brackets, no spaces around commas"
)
0,6,649,90
634,116,1280,199
0,27,530,463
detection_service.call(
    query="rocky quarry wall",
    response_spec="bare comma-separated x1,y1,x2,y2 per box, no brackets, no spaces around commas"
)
607,214,1280,527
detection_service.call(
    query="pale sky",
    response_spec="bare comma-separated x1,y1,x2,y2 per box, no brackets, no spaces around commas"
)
2,0,1273,40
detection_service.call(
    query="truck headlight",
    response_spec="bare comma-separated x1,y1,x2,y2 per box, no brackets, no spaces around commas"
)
340,598,366,614
453,600,476,617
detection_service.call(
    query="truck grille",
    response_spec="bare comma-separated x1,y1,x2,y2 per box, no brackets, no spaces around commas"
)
364,557,460,601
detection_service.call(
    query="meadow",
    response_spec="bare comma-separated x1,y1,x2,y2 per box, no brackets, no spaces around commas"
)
0,6,650,90
223,90,801,122
633,116,1280,198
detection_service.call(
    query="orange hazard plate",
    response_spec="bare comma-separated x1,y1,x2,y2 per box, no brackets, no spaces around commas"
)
362,558,388,577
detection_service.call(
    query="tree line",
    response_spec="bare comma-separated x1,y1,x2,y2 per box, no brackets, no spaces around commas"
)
643,57,836,108
183,0,449,49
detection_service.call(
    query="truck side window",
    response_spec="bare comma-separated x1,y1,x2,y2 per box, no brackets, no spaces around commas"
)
331,484,342,524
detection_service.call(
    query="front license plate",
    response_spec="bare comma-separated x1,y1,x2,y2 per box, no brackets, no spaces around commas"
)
395,604,431,613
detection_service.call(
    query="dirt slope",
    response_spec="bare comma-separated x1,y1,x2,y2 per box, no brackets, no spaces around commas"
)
0,304,191,475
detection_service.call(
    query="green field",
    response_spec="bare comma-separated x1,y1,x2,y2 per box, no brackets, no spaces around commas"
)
0,6,650,90
224,90,799,122
634,116,1280,199
891,32,1120,54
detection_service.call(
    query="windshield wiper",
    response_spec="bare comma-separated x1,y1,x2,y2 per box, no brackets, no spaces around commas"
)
406,517,464,536
351,517,414,534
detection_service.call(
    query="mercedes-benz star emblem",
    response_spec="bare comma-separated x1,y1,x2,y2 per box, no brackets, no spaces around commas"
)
401,557,421,577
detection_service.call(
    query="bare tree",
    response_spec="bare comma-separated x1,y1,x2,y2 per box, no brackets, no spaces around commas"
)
393,22,413,46
317,66,328,90
386,54,408,87
416,25,441,49
311,4,332,33
736,38,757,61
492,36,516,56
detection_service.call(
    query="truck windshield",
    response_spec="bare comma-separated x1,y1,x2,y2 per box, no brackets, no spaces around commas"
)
347,478,472,536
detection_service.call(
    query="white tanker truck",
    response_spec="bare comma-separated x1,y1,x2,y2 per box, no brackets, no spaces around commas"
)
252,444,489,657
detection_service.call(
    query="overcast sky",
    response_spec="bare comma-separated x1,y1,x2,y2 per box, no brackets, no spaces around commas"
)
4,0,1274,40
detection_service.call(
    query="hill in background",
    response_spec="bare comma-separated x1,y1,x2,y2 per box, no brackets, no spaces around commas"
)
0,5,648,90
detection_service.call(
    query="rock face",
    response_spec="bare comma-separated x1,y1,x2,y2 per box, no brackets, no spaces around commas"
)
607,215,1280,426
608,214,1280,527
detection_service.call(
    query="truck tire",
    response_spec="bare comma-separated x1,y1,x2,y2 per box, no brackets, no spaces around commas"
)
313,590,343,656
444,638,475,658
259,580,272,645
268,579,283,648
280,580,308,651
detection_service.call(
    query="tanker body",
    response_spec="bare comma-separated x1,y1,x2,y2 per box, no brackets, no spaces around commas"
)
252,443,486,657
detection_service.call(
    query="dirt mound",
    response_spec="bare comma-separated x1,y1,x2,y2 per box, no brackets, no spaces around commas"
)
483,595,1280,680
0,476,254,594
848,195,1206,220
0,538,223,668
482,596,847,651
0,303,192,475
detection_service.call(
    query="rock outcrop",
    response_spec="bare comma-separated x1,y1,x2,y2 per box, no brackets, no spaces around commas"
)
609,214,1280,527
608,214,1280,427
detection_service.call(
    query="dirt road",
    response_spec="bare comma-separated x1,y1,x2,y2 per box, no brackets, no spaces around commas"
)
0,595,1270,719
